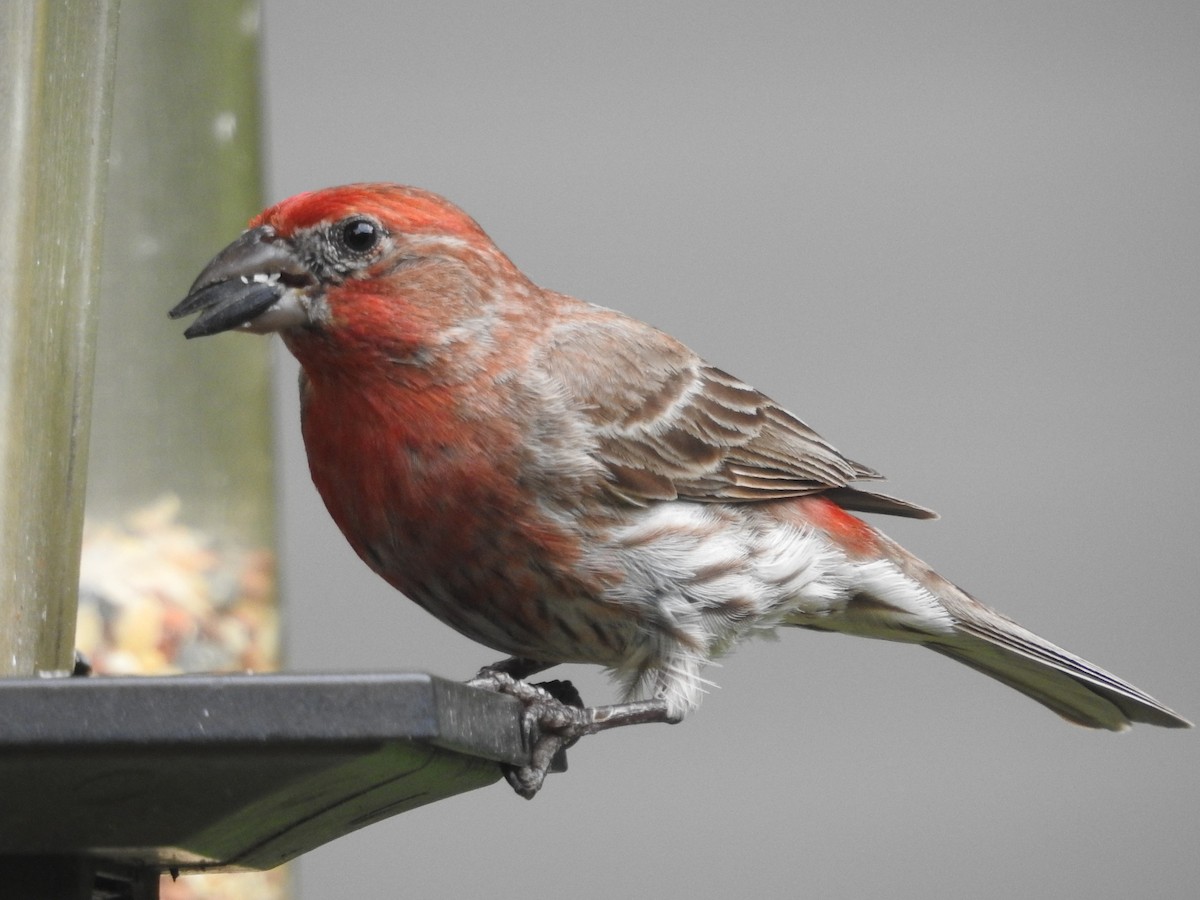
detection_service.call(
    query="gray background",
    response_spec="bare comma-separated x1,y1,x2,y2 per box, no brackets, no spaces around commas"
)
258,2,1198,897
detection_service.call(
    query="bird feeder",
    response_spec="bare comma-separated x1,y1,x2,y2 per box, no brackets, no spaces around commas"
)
0,4,539,898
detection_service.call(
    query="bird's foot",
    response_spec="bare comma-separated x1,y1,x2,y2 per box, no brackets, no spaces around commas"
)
468,667,583,798
469,662,678,799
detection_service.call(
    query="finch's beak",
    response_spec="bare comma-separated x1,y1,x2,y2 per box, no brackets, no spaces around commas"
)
169,225,315,339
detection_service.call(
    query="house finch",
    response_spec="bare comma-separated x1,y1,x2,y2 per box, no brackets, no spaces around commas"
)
171,183,1189,796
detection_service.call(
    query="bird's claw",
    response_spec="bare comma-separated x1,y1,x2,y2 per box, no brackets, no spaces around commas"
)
468,663,678,799
468,668,587,798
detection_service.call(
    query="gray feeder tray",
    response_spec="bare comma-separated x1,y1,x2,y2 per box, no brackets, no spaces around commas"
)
0,672,552,897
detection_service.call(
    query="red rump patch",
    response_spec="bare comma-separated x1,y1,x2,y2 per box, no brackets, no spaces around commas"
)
798,495,880,557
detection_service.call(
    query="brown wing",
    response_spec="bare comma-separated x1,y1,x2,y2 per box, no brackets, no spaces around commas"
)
536,306,935,519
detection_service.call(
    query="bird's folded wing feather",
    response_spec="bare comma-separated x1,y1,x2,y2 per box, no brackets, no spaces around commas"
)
535,309,935,518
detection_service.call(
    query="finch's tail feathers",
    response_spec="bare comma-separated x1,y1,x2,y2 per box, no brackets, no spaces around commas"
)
927,593,1191,731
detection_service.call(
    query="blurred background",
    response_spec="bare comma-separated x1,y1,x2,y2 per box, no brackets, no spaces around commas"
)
251,2,1198,898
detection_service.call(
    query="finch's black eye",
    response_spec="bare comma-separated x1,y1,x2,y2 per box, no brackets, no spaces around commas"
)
338,217,382,255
